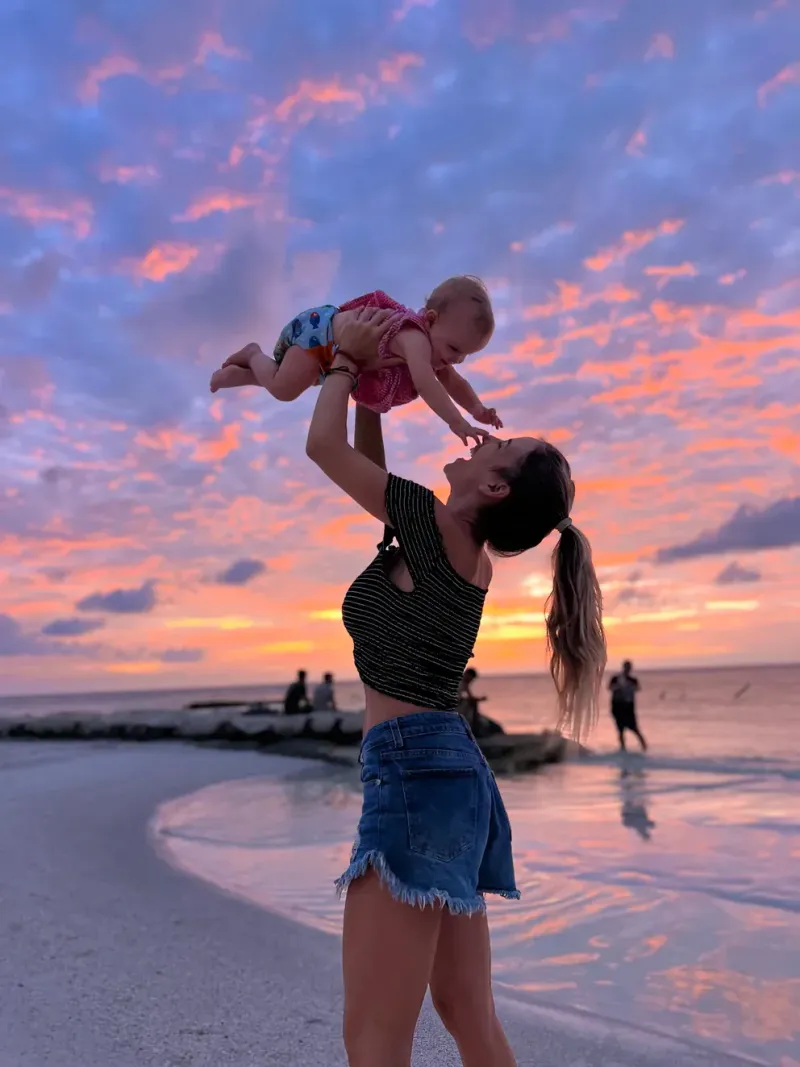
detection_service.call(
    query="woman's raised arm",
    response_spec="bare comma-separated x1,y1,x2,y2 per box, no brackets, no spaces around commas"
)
354,406,386,471
305,307,396,524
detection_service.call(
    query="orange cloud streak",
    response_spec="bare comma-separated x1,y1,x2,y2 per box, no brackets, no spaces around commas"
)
378,53,424,83
275,79,367,123
191,423,241,462
98,163,159,185
0,187,93,238
79,55,187,104
135,242,199,281
79,55,141,103
584,219,685,272
173,190,260,222
644,262,699,289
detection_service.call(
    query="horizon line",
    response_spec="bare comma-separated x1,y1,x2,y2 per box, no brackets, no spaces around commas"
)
1,660,798,703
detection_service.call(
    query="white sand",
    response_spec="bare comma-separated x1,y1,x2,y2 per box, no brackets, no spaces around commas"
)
0,742,747,1066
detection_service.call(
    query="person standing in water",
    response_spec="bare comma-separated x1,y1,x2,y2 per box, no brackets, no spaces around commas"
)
302,304,606,1067
609,660,647,751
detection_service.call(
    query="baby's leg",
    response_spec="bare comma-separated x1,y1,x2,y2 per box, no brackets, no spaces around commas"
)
210,366,258,393
249,345,321,402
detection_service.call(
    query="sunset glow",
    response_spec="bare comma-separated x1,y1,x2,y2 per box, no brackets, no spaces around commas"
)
1,0,798,694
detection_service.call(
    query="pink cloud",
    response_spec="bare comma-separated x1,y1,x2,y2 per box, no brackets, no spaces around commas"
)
0,187,93,238
757,61,800,107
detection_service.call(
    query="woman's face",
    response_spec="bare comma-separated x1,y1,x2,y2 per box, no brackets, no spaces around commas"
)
444,435,541,496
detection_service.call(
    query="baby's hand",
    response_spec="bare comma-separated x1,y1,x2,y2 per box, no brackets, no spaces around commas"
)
449,417,490,447
473,405,503,430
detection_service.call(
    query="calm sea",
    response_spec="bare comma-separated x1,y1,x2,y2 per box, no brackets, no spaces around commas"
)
2,664,798,763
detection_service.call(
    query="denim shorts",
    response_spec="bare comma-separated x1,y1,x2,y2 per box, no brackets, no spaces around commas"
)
335,711,519,914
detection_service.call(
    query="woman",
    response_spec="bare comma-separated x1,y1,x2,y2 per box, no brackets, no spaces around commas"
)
304,306,606,1067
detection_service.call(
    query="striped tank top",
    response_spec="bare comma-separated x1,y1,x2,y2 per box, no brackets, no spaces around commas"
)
341,475,487,710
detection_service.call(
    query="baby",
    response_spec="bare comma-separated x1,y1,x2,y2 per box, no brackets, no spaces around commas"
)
209,276,502,444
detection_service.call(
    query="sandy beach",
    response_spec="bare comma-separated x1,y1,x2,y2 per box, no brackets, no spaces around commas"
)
0,741,762,1067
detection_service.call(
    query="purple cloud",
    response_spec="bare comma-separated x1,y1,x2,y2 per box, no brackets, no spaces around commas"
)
657,497,800,562
160,647,204,663
715,561,762,584
0,615,48,657
42,617,106,637
76,580,158,614
216,559,266,585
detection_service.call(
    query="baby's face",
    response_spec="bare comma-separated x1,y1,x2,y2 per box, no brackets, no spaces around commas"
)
428,304,490,369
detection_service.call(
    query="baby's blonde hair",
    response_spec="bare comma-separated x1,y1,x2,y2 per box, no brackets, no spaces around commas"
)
426,275,495,342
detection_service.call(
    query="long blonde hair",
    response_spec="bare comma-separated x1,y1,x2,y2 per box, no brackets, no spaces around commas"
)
546,523,607,740
474,441,607,740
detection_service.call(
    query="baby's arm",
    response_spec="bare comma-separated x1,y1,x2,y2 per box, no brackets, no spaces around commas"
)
393,330,487,445
437,366,503,429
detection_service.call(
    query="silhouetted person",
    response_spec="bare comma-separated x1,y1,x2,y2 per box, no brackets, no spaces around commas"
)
312,671,337,712
283,669,310,715
609,660,647,751
458,668,504,739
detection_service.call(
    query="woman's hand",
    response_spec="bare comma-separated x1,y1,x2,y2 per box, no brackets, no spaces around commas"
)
336,306,400,368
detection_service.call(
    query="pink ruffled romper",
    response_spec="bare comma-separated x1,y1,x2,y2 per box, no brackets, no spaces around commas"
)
337,290,429,414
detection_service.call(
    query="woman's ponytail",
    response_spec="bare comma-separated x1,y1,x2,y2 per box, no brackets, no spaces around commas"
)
546,524,607,741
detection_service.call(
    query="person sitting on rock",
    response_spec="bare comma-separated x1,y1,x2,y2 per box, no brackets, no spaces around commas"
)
312,672,338,712
283,670,310,715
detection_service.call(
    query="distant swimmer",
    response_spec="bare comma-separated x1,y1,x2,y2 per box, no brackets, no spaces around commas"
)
609,660,647,752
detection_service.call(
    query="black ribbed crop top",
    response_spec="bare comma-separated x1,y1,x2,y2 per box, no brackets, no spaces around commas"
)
341,474,486,710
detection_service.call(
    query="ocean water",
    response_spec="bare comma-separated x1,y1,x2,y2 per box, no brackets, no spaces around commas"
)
146,664,800,1066
2,665,798,760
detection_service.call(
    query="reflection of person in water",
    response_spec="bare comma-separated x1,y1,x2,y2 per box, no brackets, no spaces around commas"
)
457,668,504,738
609,660,647,752
619,767,656,841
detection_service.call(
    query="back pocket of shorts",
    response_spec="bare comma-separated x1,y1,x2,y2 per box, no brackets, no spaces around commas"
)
400,766,478,862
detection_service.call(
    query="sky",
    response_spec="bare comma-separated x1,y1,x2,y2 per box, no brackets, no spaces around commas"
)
1,0,798,695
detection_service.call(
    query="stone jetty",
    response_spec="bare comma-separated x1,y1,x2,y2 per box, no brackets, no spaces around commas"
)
0,705,577,773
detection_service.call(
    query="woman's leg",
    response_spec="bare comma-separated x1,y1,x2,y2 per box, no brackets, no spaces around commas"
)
342,870,443,1067
429,910,517,1067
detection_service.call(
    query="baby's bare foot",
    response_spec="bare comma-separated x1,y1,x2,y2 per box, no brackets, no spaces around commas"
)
210,366,249,392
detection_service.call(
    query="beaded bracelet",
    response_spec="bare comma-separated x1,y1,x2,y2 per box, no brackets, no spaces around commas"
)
326,364,359,390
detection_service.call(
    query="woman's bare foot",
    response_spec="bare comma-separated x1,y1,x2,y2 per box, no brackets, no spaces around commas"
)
209,365,258,392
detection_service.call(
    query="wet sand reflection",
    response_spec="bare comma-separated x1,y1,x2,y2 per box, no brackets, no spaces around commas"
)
152,757,799,1064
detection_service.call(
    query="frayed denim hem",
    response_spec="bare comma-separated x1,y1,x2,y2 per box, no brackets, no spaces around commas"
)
480,886,521,901
335,849,487,916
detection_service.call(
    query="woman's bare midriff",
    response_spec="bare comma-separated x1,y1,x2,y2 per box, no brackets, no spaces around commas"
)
362,685,459,733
